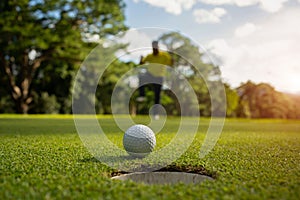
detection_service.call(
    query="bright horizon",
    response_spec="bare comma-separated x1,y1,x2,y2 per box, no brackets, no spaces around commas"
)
123,0,300,94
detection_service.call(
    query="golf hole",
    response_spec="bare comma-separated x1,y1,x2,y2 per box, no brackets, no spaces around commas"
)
111,166,215,185
111,172,213,185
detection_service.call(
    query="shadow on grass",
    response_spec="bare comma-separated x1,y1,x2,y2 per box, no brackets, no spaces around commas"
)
111,163,217,179
157,164,217,179
79,155,138,163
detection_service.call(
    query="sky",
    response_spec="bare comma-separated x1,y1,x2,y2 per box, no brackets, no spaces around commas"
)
121,0,300,94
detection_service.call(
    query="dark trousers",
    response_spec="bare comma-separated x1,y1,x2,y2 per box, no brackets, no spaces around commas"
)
139,72,163,105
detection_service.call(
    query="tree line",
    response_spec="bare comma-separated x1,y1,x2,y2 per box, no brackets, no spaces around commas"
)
1,0,299,119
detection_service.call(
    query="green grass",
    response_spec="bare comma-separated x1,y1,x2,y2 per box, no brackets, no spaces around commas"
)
0,115,299,199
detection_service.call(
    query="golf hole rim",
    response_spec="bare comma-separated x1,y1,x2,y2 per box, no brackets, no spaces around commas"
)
111,171,214,185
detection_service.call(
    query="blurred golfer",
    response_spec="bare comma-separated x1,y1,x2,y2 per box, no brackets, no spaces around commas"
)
137,40,173,119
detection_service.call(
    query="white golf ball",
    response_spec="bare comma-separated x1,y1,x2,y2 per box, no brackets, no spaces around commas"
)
123,124,156,158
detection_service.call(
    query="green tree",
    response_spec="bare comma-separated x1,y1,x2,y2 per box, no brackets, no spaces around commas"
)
0,0,127,113
236,81,255,118
224,83,239,117
237,81,299,119
158,32,225,116
286,93,300,119
71,40,130,114
30,59,75,113
96,60,136,114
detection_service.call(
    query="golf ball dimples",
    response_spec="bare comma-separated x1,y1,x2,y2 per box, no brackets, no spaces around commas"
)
123,124,156,158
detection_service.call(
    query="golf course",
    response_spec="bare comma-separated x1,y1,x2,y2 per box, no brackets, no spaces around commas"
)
1,1,300,199
1,115,299,199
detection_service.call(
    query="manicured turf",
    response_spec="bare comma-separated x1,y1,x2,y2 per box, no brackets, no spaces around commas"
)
0,115,299,199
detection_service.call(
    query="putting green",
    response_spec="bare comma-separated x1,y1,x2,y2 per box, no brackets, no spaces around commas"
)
0,115,299,199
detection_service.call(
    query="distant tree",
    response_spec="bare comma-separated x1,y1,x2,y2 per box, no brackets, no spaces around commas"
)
96,60,136,114
30,92,60,114
224,83,239,117
29,59,75,113
0,0,127,113
158,32,224,116
236,81,255,118
237,81,299,119
286,93,300,119
72,42,128,114
159,32,217,77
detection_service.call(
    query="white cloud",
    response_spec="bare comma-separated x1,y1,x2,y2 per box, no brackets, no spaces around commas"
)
115,29,153,63
234,0,259,7
198,0,288,13
207,8,300,93
134,0,196,15
193,8,227,24
234,23,258,37
258,0,289,13
133,0,289,15
114,28,169,63
198,0,237,6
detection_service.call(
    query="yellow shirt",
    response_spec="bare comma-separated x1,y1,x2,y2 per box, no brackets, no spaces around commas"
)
142,51,172,77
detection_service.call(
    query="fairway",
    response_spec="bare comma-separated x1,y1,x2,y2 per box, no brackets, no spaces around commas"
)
0,115,299,199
